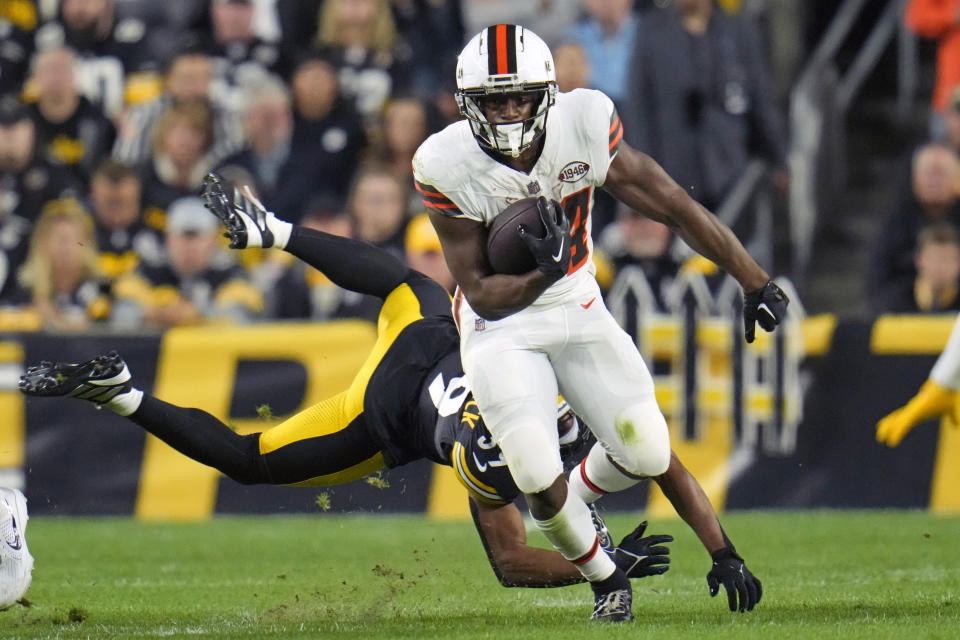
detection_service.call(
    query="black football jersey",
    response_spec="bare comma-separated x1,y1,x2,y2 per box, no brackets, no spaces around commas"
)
411,350,519,505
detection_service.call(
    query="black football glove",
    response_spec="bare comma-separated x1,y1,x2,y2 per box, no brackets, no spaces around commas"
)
706,547,762,612
612,521,672,579
743,280,789,343
517,197,570,280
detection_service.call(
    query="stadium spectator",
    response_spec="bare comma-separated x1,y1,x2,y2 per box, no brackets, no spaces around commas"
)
139,102,217,225
367,95,430,209
267,197,381,321
315,0,412,123
460,0,581,47
113,45,242,169
0,0,38,96
220,73,358,223
287,51,367,208
27,46,116,182
206,0,289,111
275,0,323,55
624,0,788,209
875,222,960,314
567,0,638,104
554,41,591,94
0,96,82,306
16,198,112,331
404,212,454,293
870,143,960,310
905,0,960,139
0,96,81,222
33,0,160,118
390,0,463,98
598,204,681,311
349,165,408,260
113,196,262,328
89,159,164,279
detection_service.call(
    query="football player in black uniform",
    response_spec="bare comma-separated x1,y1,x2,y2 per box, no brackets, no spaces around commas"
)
20,173,760,610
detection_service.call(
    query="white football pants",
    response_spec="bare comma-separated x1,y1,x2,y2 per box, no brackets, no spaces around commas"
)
457,277,671,494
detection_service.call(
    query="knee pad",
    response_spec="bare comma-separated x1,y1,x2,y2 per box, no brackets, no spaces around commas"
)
609,401,671,477
496,426,563,494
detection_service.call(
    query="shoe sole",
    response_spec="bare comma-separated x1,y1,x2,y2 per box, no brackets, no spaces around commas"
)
20,353,130,397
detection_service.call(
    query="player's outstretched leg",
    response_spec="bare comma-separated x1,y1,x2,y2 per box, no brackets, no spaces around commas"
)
200,171,292,249
19,352,272,482
0,487,33,610
19,351,134,407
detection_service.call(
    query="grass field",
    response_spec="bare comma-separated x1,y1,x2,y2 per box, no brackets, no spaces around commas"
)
2,510,959,639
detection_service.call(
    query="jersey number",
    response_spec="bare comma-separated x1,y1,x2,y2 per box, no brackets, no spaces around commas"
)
561,187,591,275
427,372,471,417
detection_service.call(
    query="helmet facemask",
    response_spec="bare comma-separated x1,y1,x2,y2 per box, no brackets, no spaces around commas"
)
457,84,557,158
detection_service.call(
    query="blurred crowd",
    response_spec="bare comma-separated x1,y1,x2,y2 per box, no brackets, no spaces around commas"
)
0,0,804,332
868,0,960,314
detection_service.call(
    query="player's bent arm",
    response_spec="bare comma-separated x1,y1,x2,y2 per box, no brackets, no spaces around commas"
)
651,451,729,554
428,211,558,320
603,142,769,292
469,497,585,587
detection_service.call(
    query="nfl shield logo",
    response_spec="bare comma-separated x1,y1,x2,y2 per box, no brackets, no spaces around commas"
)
527,181,541,195
475,318,486,331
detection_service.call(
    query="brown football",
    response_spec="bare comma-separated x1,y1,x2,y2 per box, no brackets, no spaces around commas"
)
486,197,546,275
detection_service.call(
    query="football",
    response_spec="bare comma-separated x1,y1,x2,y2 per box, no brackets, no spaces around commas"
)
486,197,546,275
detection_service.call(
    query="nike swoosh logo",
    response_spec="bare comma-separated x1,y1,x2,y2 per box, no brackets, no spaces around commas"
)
758,302,774,319
581,297,596,310
472,453,488,473
552,242,564,262
4,514,21,551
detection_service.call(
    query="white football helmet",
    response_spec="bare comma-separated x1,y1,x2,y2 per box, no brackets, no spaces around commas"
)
456,24,558,158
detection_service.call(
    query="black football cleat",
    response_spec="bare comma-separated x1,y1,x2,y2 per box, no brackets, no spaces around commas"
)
201,171,275,249
591,587,633,623
19,351,131,405
590,568,633,622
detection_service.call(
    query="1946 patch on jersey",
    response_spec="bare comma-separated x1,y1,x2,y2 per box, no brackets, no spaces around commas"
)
558,161,590,183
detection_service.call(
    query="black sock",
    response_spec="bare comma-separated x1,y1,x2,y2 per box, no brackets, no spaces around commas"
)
129,396,273,484
286,227,410,298
590,568,630,595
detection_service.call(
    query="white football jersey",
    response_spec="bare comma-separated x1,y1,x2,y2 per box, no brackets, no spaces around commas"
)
413,88,623,304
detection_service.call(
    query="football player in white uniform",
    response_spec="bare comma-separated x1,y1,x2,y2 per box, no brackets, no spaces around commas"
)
414,24,785,621
877,313,960,446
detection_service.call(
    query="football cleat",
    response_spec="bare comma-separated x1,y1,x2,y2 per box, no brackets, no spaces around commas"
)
201,171,275,249
19,351,131,405
588,504,615,555
0,488,33,610
591,587,633,623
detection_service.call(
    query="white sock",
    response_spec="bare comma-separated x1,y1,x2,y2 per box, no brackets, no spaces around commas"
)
569,444,642,505
269,216,292,250
106,387,143,417
534,490,616,582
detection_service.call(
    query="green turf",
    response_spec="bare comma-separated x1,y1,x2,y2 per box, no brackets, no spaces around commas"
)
2,510,959,639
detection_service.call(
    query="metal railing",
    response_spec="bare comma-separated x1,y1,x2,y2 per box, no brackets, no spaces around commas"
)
788,0,915,285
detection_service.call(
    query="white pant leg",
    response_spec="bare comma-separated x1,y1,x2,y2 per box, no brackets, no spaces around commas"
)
459,304,563,494
931,313,960,389
550,287,671,477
